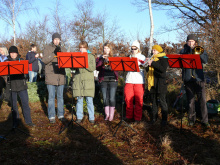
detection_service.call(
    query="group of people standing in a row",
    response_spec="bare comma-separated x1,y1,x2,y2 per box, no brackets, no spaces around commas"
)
0,33,209,128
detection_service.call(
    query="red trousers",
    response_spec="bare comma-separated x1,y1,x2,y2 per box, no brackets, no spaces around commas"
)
124,83,145,121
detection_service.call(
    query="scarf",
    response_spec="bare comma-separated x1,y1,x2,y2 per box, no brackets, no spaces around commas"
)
147,52,166,91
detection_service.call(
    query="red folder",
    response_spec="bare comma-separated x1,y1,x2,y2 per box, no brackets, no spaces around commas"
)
57,52,88,68
166,54,203,69
0,60,29,76
108,57,140,72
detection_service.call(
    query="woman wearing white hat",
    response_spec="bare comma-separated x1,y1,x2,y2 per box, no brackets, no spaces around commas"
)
124,40,146,123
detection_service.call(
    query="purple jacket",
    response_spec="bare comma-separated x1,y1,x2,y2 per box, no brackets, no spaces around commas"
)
96,55,118,82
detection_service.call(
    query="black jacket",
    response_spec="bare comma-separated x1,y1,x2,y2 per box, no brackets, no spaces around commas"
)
146,56,169,93
26,51,39,72
7,55,28,92
179,44,208,82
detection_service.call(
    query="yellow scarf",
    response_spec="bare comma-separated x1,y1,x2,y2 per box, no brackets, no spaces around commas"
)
147,53,166,91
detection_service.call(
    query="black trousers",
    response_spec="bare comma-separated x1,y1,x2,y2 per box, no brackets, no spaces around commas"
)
150,93,168,121
184,81,208,123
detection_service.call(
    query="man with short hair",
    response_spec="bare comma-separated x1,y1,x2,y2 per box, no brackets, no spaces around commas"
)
42,33,67,123
179,34,209,127
26,44,39,82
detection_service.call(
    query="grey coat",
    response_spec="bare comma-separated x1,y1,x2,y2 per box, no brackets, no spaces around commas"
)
42,43,67,85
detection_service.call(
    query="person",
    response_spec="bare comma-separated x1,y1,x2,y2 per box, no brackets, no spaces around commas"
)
179,34,209,127
146,45,169,126
124,40,146,123
7,46,35,127
0,46,8,100
96,42,118,121
72,41,96,124
26,44,39,82
42,33,67,123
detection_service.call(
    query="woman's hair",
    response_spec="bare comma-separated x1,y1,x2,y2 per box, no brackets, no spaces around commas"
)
103,42,113,57
79,41,88,49
0,46,9,56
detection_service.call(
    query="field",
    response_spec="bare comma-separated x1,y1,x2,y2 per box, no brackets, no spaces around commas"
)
0,82,220,165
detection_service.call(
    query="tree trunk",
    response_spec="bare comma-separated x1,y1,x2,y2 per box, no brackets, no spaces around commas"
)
148,0,154,57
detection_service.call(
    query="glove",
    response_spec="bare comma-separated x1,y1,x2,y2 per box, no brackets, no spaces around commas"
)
54,46,61,55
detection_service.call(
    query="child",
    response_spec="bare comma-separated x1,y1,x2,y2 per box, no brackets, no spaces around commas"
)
7,46,35,127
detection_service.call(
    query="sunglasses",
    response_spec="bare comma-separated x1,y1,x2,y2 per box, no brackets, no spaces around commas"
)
131,48,138,50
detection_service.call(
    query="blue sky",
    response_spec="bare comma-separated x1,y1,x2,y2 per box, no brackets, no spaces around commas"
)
0,0,179,44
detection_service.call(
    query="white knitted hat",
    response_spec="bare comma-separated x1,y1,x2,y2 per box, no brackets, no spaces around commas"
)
131,40,140,50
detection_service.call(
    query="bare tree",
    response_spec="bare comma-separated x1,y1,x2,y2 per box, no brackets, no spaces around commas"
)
98,10,124,44
0,0,36,45
70,0,102,44
148,0,154,57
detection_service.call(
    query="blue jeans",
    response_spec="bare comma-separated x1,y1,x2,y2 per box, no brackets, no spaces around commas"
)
76,96,94,120
11,90,32,124
47,85,64,119
29,71,37,82
100,81,118,107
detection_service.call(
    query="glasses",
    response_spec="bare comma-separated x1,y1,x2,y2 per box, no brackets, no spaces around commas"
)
131,48,138,50
79,47,85,48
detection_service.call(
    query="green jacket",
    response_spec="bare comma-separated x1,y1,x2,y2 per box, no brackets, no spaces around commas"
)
72,53,96,97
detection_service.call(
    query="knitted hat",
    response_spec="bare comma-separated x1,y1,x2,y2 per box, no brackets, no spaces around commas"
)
131,40,140,50
152,45,163,53
52,32,61,40
186,34,197,42
9,46,18,54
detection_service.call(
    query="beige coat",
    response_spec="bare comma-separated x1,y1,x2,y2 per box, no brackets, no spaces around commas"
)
42,43,67,85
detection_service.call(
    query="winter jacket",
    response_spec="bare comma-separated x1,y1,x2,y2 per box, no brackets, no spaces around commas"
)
0,54,7,62
26,51,39,72
126,53,146,84
96,55,118,82
179,44,208,82
146,56,169,93
72,53,96,97
6,55,28,92
42,43,67,85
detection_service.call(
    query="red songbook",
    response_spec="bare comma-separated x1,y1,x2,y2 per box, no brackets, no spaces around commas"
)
166,54,203,69
57,52,88,68
0,60,29,76
108,57,140,72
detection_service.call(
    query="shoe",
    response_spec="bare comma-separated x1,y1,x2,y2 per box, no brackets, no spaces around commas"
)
104,106,110,120
89,120,95,124
188,121,195,127
149,119,157,125
134,120,141,124
59,117,67,122
202,122,210,128
27,123,36,127
124,117,134,123
161,120,167,127
109,107,115,121
49,118,56,124
76,119,82,124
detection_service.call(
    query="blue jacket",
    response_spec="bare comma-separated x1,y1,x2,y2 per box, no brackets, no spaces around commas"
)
0,54,7,62
26,51,39,72
179,44,208,82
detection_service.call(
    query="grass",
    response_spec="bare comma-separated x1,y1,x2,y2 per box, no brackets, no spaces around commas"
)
0,82,220,164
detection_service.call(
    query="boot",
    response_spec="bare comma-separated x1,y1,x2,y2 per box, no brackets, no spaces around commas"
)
105,106,110,120
109,107,115,121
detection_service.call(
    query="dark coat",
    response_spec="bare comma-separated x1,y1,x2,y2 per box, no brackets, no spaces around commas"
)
146,57,169,93
96,55,118,82
26,51,39,72
42,43,67,85
7,55,28,92
179,44,208,82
